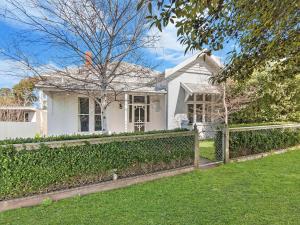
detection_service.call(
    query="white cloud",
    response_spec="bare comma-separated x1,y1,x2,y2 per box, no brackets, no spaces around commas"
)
0,58,64,88
0,59,29,87
0,0,47,28
147,23,194,65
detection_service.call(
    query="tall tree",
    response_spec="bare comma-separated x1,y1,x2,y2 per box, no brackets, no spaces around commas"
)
139,0,299,81
0,78,37,106
12,78,37,106
230,72,300,123
0,0,158,131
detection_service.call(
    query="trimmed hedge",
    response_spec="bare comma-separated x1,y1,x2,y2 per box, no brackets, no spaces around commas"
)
229,128,300,158
0,133,194,200
0,128,188,145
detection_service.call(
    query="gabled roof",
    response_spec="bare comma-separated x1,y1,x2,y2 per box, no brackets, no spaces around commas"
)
164,49,223,80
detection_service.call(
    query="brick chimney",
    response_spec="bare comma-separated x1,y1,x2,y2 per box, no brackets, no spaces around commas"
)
85,51,92,66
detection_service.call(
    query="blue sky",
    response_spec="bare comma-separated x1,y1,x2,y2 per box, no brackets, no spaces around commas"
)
0,6,233,88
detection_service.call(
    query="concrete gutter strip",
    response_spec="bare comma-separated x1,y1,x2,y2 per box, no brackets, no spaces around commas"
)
230,146,300,163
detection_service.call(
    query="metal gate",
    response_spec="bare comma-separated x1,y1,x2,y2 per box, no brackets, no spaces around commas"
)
196,124,224,166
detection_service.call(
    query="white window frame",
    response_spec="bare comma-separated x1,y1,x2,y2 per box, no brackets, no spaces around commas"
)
78,97,89,132
186,94,213,124
94,98,102,131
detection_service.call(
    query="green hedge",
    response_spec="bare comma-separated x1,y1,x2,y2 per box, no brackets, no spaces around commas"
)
0,133,194,200
229,128,300,158
0,128,188,145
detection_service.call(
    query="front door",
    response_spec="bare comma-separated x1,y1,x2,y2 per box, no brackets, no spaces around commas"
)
134,105,145,132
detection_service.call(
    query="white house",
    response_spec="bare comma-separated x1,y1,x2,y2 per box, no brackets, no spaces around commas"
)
0,50,222,140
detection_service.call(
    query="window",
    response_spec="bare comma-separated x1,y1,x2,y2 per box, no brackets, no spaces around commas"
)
196,94,203,101
78,97,89,132
95,99,102,131
205,105,212,122
186,94,213,123
146,96,150,122
205,94,212,102
196,104,203,122
24,112,29,122
187,104,194,124
129,104,132,123
133,96,145,103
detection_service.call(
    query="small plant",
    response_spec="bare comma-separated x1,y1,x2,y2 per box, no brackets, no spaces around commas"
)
41,198,53,206
34,133,41,139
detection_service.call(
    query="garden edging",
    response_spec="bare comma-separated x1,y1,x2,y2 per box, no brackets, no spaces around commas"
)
229,145,300,162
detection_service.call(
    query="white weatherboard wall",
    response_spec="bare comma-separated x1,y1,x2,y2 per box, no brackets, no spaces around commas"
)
146,94,166,131
0,122,40,139
47,92,78,135
166,58,218,130
46,92,166,136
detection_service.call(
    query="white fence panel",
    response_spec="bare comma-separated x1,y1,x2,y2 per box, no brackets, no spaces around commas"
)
0,122,40,140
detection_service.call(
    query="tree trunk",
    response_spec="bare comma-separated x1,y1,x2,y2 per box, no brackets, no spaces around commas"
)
101,91,108,132
222,82,228,125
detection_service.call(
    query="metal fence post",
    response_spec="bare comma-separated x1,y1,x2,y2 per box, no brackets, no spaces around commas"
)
194,124,200,168
223,124,230,163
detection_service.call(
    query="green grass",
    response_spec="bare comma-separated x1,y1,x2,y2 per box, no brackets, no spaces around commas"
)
1,150,300,225
200,139,215,161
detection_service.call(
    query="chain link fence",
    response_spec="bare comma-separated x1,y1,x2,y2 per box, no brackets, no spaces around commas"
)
228,124,300,159
0,130,197,200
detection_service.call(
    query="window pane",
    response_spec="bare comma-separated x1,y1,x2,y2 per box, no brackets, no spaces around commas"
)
196,104,203,122
205,94,212,102
129,105,132,123
133,96,145,103
205,105,212,122
196,94,203,101
95,115,102,131
187,104,194,124
24,112,29,122
79,98,89,114
147,105,150,122
79,115,89,132
187,94,194,101
95,99,101,114
140,107,145,121
129,95,132,104
134,107,139,122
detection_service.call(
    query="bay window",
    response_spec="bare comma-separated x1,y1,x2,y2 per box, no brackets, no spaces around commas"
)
186,94,213,124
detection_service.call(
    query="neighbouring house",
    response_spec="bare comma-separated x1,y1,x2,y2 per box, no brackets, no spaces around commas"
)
0,106,47,139
0,50,223,139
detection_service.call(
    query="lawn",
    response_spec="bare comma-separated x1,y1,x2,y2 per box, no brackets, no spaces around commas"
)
1,150,299,225
200,139,215,161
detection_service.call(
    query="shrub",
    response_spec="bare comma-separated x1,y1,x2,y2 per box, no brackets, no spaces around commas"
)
0,132,194,200
0,128,188,145
229,128,300,158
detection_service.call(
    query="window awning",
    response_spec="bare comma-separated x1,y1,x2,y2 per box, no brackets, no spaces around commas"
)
181,82,220,95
